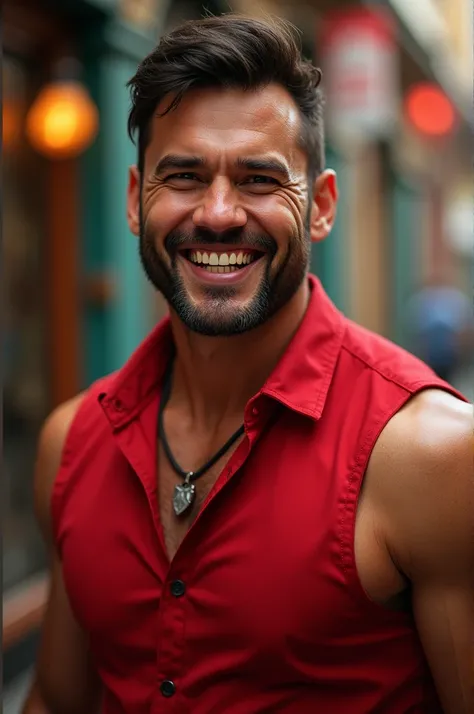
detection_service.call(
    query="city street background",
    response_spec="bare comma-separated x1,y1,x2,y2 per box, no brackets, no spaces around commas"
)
3,0,473,709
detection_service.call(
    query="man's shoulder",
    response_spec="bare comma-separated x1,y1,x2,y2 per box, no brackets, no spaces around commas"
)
377,388,472,468
34,374,121,540
367,389,473,576
34,392,88,542
369,389,472,498
40,373,118,460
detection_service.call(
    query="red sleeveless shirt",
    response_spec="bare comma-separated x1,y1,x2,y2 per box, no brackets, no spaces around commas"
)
52,276,464,713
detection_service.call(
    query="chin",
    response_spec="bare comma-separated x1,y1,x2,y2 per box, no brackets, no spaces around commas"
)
174,295,271,337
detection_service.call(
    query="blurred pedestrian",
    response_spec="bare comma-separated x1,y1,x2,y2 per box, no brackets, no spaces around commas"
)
408,276,473,384
22,14,472,714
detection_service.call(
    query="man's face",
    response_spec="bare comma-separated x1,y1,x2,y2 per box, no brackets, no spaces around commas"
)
128,84,334,336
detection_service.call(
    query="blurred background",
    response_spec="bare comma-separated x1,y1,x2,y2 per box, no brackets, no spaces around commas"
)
3,0,472,708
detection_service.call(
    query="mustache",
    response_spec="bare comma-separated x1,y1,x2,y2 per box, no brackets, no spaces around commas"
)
164,228,277,257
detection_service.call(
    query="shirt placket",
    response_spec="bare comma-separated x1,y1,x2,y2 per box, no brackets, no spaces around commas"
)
151,396,269,711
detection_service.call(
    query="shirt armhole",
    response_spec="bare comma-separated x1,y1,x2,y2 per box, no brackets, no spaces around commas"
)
338,379,467,613
50,384,103,554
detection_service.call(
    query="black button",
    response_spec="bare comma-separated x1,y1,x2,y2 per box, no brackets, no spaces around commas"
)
170,579,186,598
160,680,176,698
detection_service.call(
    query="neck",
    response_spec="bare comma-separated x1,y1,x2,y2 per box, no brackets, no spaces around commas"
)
168,280,310,429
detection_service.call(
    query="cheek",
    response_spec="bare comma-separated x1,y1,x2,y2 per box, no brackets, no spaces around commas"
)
277,191,307,234
250,194,306,246
142,187,193,237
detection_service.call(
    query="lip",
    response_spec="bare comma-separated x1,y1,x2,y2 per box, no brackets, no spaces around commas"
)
177,252,265,285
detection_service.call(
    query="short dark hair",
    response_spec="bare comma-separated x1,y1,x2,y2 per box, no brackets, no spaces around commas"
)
127,14,325,181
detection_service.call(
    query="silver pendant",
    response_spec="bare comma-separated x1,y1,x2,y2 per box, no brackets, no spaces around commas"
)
172,472,195,516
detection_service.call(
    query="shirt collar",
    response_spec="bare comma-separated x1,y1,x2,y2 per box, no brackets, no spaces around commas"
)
100,275,345,428
261,275,345,420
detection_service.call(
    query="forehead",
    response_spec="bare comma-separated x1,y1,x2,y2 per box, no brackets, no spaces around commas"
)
145,84,306,171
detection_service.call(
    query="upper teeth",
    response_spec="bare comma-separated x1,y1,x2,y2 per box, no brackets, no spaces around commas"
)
189,251,254,266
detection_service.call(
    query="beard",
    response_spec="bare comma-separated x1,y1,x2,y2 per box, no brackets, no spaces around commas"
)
138,208,311,337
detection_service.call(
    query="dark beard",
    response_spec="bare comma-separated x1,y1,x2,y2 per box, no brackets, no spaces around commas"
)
138,208,311,337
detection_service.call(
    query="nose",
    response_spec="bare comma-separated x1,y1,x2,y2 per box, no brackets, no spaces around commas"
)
193,177,247,233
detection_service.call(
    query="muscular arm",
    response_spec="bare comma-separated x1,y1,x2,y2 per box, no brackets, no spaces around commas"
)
22,396,102,714
372,390,474,714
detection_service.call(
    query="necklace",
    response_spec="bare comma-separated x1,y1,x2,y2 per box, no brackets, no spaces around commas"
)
159,363,245,517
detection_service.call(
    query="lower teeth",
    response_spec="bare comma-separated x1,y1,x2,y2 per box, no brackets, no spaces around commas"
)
189,263,253,273
204,265,242,273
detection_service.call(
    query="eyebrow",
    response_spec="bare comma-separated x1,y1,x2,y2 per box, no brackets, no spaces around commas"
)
154,154,291,181
236,157,290,181
154,154,205,174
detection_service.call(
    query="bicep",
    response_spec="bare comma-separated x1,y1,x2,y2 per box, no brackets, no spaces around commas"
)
34,555,102,714
370,392,474,713
395,396,474,713
413,580,474,714
410,404,474,713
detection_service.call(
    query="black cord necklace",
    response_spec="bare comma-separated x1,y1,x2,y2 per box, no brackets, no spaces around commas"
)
159,362,245,517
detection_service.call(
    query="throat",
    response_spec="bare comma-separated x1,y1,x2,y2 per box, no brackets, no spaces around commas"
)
169,354,258,429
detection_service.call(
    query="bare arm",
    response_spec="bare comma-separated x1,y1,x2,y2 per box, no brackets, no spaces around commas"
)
22,396,102,714
371,390,474,714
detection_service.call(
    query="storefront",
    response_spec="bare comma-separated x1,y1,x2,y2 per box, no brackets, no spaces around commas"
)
3,0,89,682
2,0,144,688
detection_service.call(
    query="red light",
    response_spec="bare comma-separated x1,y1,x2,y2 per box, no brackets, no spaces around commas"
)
405,83,456,137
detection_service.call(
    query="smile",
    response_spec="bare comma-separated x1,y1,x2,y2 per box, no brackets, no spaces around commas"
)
182,249,263,274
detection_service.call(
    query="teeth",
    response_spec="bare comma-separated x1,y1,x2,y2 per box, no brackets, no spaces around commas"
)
189,250,257,269
205,266,223,273
204,265,239,273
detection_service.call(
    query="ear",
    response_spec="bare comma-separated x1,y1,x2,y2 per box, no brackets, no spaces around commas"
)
127,165,141,237
309,169,338,244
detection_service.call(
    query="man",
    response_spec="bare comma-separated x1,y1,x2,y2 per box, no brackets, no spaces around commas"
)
407,276,473,384
23,14,473,714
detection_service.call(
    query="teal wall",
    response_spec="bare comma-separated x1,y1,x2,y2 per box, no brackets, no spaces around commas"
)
310,145,348,313
81,33,108,385
390,172,422,348
80,18,156,386
100,53,151,373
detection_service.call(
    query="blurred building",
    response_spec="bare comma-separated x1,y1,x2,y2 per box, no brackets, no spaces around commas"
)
3,0,472,702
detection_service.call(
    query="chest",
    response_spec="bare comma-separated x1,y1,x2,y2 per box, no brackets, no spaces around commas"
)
62,411,339,624
58,404,402,664
157,440,243,561
156,404,247,559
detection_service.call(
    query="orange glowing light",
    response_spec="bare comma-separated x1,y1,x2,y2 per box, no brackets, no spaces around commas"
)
405,83,456,137
26,81,99,159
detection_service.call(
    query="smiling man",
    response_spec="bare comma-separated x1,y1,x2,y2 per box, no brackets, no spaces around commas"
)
23,14,473,714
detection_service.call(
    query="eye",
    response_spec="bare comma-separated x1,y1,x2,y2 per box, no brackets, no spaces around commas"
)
246,175,279,185
241,175,280,193
165,172,200,182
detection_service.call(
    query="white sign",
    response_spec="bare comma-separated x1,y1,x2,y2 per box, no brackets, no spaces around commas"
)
321,8,400,140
